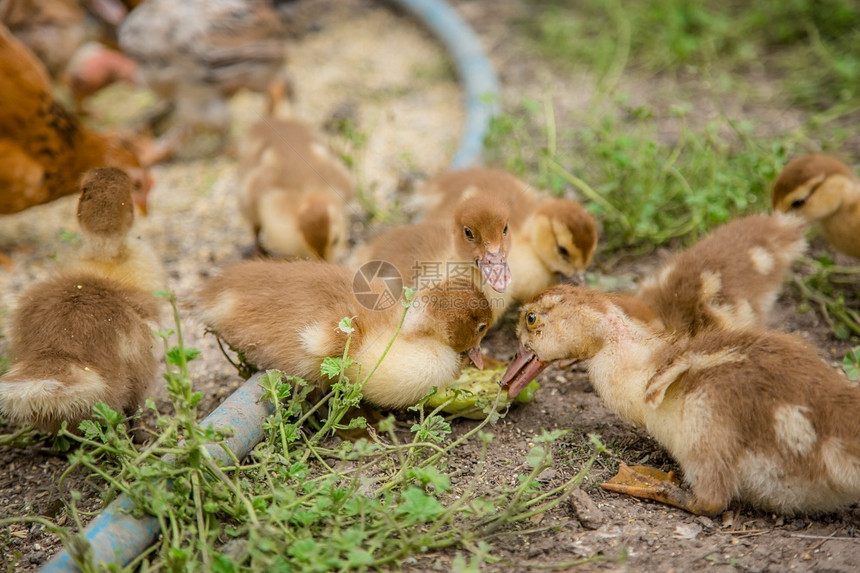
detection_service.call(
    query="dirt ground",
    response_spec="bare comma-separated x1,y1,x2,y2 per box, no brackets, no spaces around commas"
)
2,0,860,570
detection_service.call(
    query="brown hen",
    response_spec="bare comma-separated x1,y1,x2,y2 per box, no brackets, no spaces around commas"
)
0,23,150,217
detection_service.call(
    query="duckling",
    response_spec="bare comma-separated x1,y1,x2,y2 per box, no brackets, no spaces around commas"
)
636,213,806,337
502,285,860,516
419,167,539,229
771,153,860,259
197,260,492,409
238,117,354,261
508,198,598,302
418,168,598,303
606,292,663,330
352,190,512,320
0,168,164,434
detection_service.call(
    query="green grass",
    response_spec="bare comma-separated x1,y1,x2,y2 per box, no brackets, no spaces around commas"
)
3,2,860,568
0,294,605,571
522,0,860,108
844,347,860,380
486,99,795,253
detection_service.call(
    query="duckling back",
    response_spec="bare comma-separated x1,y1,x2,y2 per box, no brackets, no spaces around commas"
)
637,212,806,336
0,274,161,433
644,326,860,515
197,260,393,383
198,260,493,409
238,117,353,261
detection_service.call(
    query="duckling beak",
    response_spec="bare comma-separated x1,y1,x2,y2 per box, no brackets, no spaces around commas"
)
468,346,484,370
564,270,586,287
478,249,511,293
501,344,549,399
132,172,153,216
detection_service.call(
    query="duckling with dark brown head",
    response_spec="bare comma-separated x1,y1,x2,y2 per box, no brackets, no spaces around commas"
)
352,183,512,322
0,168,165,433
198,260,491,409
772,153,860,259
503,285,860,516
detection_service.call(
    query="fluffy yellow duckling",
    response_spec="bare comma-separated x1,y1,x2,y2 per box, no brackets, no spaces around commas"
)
419,168,598,302
352,189,512,322
771,153,860,259
637,213,806,336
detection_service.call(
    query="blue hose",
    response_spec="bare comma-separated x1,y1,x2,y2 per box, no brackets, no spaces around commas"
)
41,1,499,569
391,0,501,169
41,374,274,571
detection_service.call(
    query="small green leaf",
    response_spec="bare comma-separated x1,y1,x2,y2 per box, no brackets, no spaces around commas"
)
408,466,451,492
396,487,443,522
165,346,200,366
589,433,609,454
402,286,416,306
59,229,79,244
526,445,547,468
320,356,343,379
533,429,568,443
843,347,860,381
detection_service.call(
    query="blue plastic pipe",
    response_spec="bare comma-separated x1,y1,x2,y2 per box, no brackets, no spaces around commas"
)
42,1,499,569
392,0,501,169
42,373,274,571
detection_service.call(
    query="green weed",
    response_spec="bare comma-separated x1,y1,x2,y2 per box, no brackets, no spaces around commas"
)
24,291,604,570
521,0,860,108
792,257,860,340
843,347,860,381
485,99,792,253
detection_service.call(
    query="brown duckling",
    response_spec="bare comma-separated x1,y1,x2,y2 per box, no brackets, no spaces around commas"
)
636,213,806,337
771,153,860,259
197,260,492,409
418,168,598,303
0,168,164,433
238,117,354,261
352,189,512,321
418,168,538,228
502,285,860,516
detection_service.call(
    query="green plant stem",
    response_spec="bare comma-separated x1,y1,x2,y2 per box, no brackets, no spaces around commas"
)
548,160,631,227
360,303,410,387
201,454,260,527
190,472,211,571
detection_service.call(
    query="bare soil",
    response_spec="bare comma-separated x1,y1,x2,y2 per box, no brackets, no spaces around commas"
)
2,1,860,570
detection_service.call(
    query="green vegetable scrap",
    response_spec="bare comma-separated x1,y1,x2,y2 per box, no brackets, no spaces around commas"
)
426,366,540,419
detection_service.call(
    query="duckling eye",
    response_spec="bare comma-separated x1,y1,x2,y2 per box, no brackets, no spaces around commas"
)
525,312,537,328
790,198,806,209
557,245,570,258
464,227,475,241
503,223,508,236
